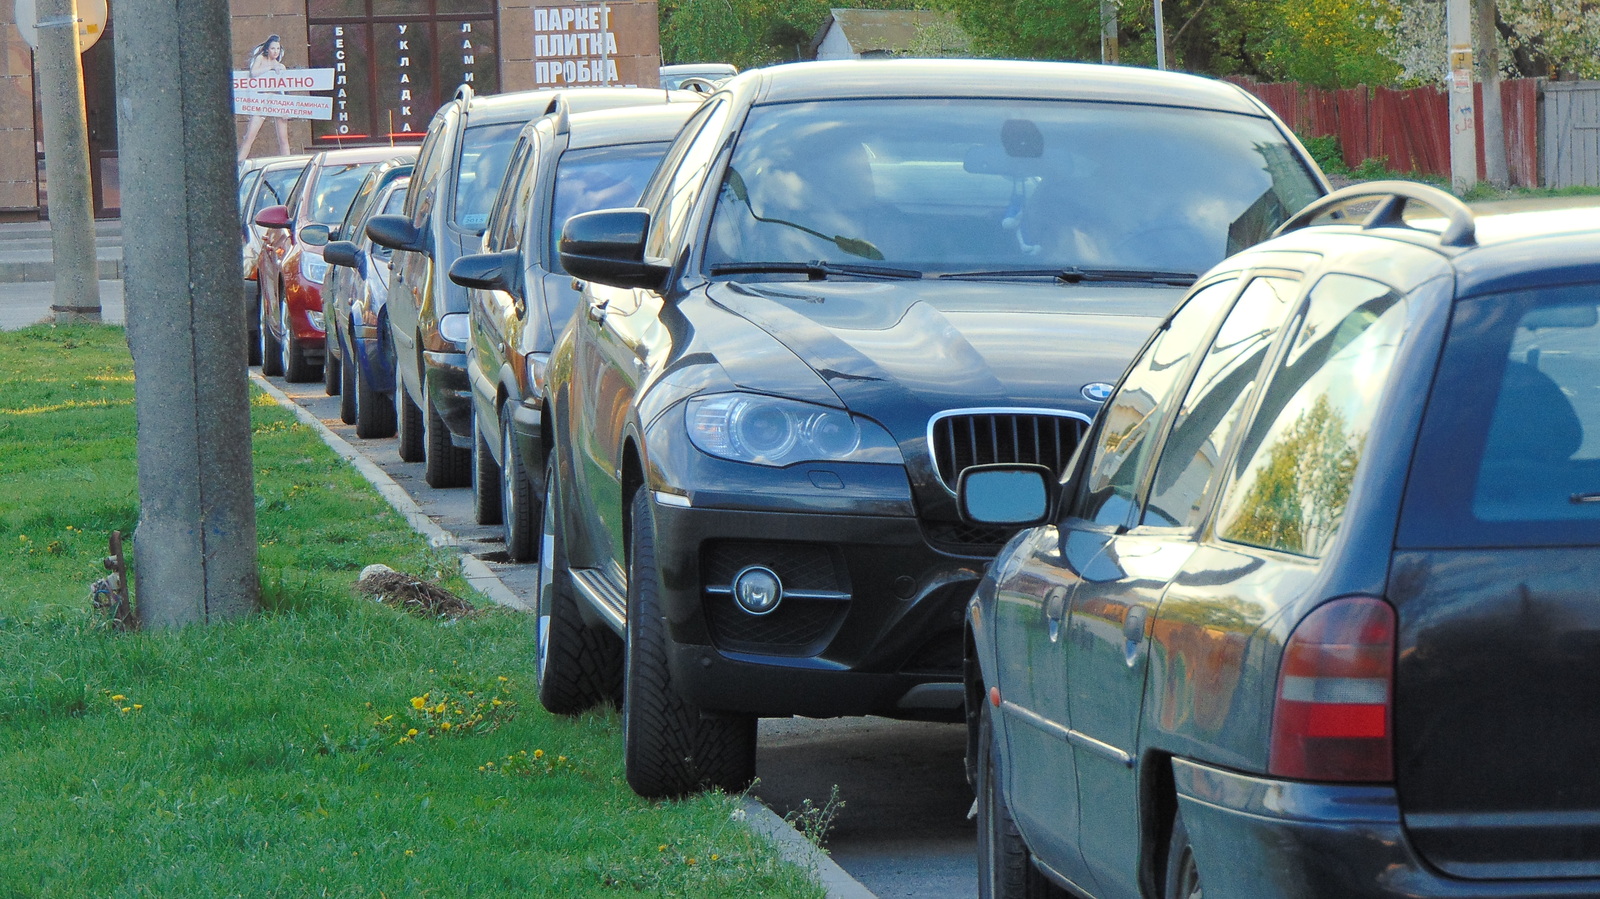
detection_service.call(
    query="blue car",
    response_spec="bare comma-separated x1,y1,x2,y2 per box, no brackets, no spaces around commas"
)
324,171,411,438
959,183,1600,899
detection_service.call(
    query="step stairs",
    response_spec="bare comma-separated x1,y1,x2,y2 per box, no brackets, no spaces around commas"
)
0,219,123,283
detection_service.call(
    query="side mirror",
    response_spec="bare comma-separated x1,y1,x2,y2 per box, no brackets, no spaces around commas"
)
366,214,428,254
449,250,522,299
254,205,291,229
298,223,331,247
323,240,362,269
559,208,669,291
956,464,1055,527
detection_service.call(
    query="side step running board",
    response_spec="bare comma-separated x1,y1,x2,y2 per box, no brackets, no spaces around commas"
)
570,567,627,633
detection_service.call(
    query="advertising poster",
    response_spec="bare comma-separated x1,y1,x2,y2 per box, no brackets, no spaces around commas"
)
235,33,336,162
530,1,660,89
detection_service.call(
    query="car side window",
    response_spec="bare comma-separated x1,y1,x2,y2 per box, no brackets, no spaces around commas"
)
1072,278,1238,528
1214,273,1408,557
1141,276,1300,528
644,99,731,262
408,108,453,226
485,134,535,253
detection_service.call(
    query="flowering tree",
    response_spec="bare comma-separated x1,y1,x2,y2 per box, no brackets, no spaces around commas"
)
1497,0,1600,78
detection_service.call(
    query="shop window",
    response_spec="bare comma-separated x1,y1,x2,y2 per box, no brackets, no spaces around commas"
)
307,0,498,144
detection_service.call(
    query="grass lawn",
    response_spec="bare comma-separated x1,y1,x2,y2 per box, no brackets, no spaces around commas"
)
0,325,823,899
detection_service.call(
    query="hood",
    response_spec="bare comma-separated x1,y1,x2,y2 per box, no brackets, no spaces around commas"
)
708,278,1177,437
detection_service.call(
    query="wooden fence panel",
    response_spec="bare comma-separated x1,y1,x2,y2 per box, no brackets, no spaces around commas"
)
1543,82,1600,188
1229,77,1543,186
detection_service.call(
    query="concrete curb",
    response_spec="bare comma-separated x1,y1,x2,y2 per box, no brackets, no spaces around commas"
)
248,373,530,613
743,800,877,899
249,372,877,899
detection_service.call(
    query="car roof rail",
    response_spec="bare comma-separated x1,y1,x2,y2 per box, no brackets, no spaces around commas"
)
454,83,475,105
1274,180,1476,248
547,93,571,135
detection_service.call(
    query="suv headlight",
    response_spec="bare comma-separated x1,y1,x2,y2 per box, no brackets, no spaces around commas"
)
301,252,329,285
687,393,902,467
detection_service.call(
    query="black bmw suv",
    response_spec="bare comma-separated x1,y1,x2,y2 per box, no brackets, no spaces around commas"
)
542,59,1327,798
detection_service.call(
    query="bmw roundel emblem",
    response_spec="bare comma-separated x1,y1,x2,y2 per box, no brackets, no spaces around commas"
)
1081,382,1115,403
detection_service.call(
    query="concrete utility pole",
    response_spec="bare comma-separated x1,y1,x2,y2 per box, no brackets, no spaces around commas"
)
114,0,260,626
1475,0,1509,187
1446,0,1478,191
34,0,101,323
1101,0,1119,64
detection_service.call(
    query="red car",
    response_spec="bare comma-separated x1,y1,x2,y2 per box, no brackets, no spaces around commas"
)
254,146,404,380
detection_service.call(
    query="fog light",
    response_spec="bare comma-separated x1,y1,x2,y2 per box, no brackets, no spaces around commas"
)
732,566,782,616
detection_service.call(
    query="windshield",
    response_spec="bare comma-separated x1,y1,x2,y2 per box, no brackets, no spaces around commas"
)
454,121,523,232
549,142,672,274
705,98,1322,278
253,166,304,216
309,162,379,225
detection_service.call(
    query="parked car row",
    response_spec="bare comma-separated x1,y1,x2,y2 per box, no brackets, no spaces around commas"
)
239,59,1600,899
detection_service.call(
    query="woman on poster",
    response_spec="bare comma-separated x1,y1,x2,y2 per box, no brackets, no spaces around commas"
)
237,34,292,164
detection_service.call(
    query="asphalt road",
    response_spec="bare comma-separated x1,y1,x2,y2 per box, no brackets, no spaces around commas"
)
265,371,979,899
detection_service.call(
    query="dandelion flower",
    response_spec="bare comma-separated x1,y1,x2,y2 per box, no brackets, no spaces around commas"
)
440,721,452,731
533,749,544,759
711,854,720,861
132,704,143,711
406,728,419,737
658,845,667,852
111,695,126,702
411,697,426,710
498,676,508,682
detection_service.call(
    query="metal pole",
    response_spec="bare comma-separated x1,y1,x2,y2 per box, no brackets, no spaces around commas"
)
1101,0,1119,64
598,4,610,87
1446,0,1477,192
115,0,260,626
1153,0,1166,70
34,0,101,323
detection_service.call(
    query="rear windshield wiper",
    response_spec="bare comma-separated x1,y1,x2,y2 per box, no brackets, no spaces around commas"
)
709,261,923,281
939,267,1197,286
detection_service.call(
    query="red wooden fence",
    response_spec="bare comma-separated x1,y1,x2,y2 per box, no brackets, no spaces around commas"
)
1226,77,1540,188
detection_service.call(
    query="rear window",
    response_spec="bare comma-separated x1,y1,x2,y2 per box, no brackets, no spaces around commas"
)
548,142,671,273
1401,282,1600,548
453,121,523,232
308,162,378,225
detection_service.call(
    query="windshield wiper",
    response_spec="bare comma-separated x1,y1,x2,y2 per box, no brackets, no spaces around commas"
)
709,261,923,281
939,267,1197,286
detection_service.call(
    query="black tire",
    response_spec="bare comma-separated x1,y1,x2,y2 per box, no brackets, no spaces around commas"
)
281,300,317,383
260,295,284,377
396,385,426,463
245,279,262,367
338,336,358,424
472,408,503,525
354,354,396,438
1163,810,1203,899
978,699,1061,899
623,487,756,799
423,384,471,488
500,402,536,561
324,323,342,397
535,460,622,714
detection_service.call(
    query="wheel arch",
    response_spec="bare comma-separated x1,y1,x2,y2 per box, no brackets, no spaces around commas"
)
1139,749,1180,899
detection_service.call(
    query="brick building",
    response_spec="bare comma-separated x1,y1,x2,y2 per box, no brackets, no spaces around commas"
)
1,0,660,219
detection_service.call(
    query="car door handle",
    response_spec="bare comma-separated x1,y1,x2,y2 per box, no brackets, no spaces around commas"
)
1123,606,1148,643
1043,586,1068,643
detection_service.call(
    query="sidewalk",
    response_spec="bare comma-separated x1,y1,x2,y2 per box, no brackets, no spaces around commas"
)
0,279,124,330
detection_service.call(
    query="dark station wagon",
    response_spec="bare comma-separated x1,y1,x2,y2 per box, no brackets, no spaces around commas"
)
960,183,1600,899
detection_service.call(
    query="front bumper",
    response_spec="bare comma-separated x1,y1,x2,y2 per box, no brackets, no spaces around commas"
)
649,497,982,721
1172,758,1600,898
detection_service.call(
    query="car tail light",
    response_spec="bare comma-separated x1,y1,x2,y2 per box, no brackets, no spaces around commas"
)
1269,596,1394,783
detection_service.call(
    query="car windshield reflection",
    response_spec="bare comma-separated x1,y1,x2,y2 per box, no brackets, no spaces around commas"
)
705,98,1322,280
